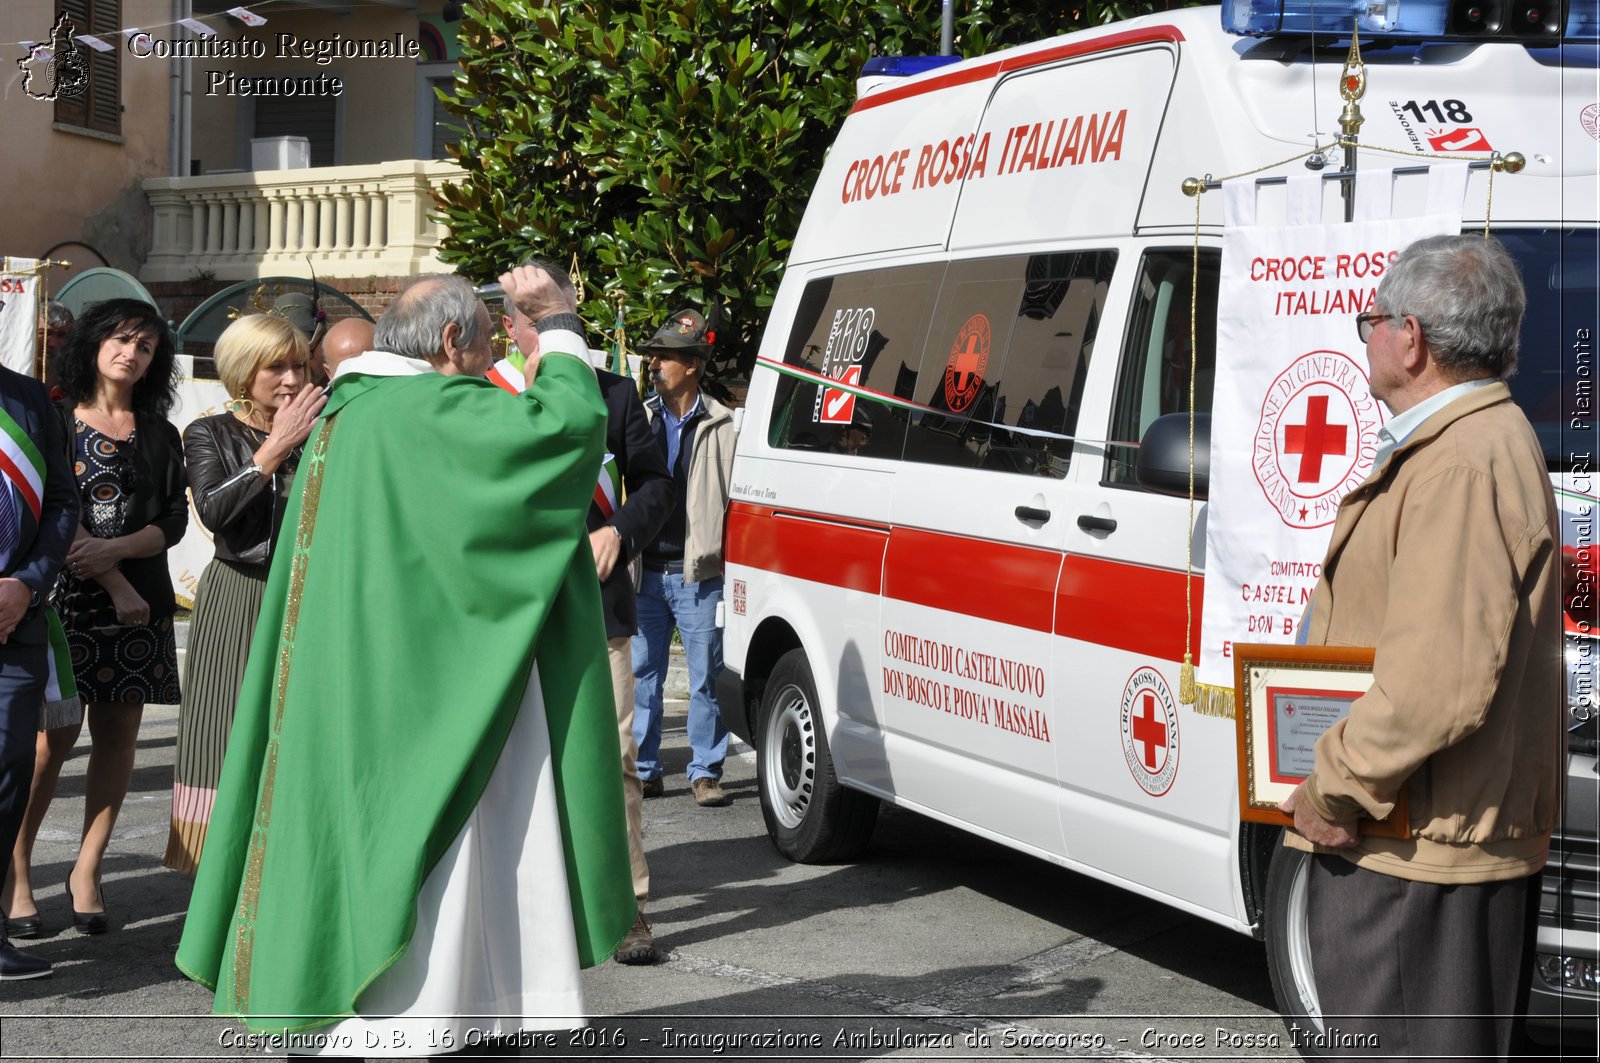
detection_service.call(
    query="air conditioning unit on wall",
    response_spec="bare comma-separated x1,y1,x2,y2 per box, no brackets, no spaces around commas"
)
250,136,311,171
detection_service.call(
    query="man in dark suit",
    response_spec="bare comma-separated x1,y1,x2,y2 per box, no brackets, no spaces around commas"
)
501,270,672,965
0,362,79,979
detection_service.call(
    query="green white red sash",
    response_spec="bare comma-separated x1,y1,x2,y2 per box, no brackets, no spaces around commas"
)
44,607,77,703
487,358,621,518
0,409,78,703
0,407,45,523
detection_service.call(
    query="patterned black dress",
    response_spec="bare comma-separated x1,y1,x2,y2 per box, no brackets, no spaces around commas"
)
49,421,182,706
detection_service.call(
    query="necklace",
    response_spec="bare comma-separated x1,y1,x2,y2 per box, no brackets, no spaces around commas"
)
78,405,135,440
232,408,272,433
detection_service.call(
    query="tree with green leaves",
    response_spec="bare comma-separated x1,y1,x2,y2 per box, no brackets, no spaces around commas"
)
434,1,1196,380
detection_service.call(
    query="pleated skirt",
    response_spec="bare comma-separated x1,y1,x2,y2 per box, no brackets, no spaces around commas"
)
163,559,267,875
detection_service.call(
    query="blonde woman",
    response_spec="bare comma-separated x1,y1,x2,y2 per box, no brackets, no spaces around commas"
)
163,314,326,875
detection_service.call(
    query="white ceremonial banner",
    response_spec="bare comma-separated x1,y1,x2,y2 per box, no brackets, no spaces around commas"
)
0,257,42,376
167,356,232,608
1197,165,1468,696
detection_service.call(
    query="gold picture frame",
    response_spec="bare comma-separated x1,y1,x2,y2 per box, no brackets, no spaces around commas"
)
1233,643,1409,839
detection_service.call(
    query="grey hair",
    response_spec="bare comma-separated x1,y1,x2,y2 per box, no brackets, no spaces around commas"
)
44,301,74,328
1374,234,1525,380
373,275,485,363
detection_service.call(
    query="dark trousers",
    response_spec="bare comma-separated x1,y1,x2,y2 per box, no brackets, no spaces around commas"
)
0,643,47,882
1308,853,1539,1061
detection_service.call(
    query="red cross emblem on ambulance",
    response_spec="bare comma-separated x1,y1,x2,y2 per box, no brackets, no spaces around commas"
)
1120,667,1179,797
943,313,991,413
820,366,862,425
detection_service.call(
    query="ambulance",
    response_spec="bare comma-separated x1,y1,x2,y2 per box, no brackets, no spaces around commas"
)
714,1,1599,1046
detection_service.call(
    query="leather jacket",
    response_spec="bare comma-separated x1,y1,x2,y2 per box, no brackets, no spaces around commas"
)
183,413,299,573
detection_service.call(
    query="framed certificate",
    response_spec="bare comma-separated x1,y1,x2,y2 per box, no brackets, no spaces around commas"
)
1233,643,1409,838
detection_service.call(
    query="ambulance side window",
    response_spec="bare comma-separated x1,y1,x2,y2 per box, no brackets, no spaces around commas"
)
764,265,941,459
900,256,1024,471
989,250,1117,478
1105,249,1221,487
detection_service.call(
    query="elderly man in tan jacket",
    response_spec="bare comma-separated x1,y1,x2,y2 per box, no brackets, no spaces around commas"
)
1281,235,1563,1059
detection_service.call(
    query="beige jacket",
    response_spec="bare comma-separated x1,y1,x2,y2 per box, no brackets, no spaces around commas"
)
645,392,735,585
1287,382,1564,883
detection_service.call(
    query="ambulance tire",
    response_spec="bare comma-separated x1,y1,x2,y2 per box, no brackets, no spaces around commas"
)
1263,843,1332,1058
756,649,879,863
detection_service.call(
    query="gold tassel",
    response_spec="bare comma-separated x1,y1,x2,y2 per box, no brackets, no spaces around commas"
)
1179,652,1197,704
1191,683,1236,719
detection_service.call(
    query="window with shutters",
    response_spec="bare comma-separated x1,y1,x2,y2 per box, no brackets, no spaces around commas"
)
53,0,120,137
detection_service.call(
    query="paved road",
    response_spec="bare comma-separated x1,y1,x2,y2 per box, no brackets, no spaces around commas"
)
0,652,1587,1061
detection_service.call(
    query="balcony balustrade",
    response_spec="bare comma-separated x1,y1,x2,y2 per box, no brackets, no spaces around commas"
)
141,159,464,283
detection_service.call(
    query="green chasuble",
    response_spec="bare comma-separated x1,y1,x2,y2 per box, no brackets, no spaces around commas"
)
176,353,635,1034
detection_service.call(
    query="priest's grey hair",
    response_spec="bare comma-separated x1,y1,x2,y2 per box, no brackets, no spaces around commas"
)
374,275,485,364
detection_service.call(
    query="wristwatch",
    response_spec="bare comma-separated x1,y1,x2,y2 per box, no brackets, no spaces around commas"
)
534,312,585,335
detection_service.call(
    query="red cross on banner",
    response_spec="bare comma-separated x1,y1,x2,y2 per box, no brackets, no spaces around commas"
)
1282,395,1349,483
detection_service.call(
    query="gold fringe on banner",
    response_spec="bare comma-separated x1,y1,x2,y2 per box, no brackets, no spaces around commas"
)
1191,683,1236,719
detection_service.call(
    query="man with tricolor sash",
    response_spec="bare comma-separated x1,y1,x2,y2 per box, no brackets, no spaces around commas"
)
0,362,78,981
497,265,673,965
177,268,634,1048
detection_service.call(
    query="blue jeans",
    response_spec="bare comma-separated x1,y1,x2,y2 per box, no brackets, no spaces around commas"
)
632,568,727,783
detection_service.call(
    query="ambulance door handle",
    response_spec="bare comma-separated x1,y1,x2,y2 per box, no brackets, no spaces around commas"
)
1014,505,1051,525
1077,514,1118,534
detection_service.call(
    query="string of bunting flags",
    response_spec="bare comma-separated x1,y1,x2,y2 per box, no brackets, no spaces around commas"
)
10,4,270,59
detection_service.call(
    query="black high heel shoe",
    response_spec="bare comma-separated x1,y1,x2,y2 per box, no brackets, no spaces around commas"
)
2,909,43,939
67,873,107,936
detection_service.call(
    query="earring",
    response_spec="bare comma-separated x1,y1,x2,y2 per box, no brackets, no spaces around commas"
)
228,388,255,419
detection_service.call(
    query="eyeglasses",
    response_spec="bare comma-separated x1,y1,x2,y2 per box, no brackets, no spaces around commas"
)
1355,312,1391,343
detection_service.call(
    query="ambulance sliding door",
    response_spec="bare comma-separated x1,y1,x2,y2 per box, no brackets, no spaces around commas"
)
881,250,1114,860
1050,248,1240,921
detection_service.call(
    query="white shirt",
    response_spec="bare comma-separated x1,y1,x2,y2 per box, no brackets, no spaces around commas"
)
1372,377,1499,474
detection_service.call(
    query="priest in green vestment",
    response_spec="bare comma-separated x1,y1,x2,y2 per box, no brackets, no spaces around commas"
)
177,268,635,1048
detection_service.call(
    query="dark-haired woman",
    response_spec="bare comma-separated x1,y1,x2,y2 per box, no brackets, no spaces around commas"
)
0,298,185,935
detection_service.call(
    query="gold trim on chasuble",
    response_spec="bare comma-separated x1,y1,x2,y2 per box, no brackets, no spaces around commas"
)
231,416,336,1013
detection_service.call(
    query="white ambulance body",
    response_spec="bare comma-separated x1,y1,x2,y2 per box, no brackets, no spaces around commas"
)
717,3,1597,1037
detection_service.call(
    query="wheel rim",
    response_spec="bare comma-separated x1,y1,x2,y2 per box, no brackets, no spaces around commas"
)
762,681,816,830
1284,855,1327,1034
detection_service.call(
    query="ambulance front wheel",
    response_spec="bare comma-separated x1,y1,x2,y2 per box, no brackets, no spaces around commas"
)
756,649,879,863
1263,842,1332,1058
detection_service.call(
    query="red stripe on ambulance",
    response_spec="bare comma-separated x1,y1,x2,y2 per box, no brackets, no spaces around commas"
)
726,502,886,595
850,25,1186,114
1056,556,1203,662
729,501,1204,662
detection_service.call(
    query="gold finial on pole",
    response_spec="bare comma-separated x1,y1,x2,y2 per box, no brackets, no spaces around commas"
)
1338,21,1367,221
1495,151,1526,174
1181,177,1207,198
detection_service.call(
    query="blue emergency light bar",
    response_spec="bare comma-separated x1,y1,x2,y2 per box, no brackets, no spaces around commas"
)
860,55,963,78
1222,0,1599,41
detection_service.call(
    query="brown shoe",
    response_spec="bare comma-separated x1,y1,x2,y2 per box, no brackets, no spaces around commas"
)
690,777,730,807
641,775,664,799
613,908,660,965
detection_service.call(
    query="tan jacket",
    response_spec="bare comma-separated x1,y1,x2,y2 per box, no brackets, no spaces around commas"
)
645,392,735,585
1288,382,1564,883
